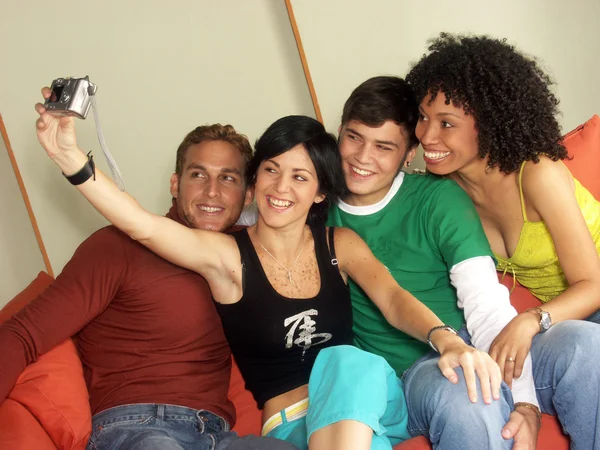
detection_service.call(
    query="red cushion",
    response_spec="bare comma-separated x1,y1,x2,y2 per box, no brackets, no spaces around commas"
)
562,114,600,199
394,436,430,449
0,272,92,450
0,399,56,450
499,273,542,313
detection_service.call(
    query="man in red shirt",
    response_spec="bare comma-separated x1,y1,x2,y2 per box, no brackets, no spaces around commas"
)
0,124,296,450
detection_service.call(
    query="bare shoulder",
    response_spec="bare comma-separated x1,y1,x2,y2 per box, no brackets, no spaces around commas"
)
329,226,364,247
521,156,574,196
329,227,372,267
520,156,577,215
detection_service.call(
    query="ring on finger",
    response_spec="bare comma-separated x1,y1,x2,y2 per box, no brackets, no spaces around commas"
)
506,356,516,363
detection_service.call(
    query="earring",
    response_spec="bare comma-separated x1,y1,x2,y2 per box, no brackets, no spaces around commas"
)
485,164,492,174
406,161,411,168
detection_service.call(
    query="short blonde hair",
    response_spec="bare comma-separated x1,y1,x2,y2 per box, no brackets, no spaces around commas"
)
175,124,253,177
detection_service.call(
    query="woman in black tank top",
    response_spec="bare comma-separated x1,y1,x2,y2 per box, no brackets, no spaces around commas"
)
40,111,502,450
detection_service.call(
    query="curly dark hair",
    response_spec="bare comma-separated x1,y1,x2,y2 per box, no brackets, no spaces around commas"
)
406,33,567,173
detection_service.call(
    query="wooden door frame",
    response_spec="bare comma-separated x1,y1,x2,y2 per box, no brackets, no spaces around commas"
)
284,0,324,124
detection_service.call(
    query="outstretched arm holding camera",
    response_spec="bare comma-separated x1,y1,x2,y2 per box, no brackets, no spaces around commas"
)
35,88,243,302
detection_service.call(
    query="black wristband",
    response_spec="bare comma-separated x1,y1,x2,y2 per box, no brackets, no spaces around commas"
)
63,152,96,185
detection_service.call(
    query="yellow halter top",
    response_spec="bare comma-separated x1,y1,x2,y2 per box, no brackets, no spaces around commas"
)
495,161,600,303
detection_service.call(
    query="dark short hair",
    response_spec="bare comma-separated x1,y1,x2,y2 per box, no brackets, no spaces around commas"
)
341,76,420,150
406,33,567,173
175,124,253,178
247,115,347,225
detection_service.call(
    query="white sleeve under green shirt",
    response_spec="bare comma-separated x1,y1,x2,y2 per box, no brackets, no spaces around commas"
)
327,171,538,406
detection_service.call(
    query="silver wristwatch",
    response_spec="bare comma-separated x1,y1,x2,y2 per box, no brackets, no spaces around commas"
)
528,307,552,333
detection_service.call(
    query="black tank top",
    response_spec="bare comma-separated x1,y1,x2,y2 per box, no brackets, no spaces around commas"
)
215,225,353,408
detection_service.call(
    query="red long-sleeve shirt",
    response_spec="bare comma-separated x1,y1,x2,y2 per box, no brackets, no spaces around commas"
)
0,205,235,425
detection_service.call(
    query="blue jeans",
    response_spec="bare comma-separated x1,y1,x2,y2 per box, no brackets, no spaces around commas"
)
86,404,300,450
403,322,600,450
403,329,514,450
531,320,600,449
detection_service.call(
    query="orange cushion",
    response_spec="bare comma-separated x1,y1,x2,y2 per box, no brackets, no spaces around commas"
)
562,114,600,199
0,271,92,450
394,436,430,449
0,398,56,450
498,273,541,313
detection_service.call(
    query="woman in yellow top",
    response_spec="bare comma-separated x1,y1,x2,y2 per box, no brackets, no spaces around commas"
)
406,34,600,385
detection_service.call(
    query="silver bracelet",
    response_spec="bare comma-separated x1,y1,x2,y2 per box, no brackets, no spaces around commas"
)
426,325,459,353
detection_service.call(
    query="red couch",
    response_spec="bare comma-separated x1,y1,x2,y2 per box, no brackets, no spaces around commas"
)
1,115,596,449
0,271,570,450
0,272,91,450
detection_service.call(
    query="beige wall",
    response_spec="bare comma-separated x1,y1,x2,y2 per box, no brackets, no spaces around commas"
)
3,0,599,283
0,0,314,274
291,0,600,170
0,130,46,306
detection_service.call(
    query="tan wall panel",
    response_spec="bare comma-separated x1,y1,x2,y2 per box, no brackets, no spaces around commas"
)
0,122,46,306
0,0,314,273
291,0,600,170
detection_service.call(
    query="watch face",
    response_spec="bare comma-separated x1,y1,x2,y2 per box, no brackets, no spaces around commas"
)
540,312,552,331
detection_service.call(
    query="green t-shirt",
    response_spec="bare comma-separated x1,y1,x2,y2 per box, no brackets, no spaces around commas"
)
327,173,493,376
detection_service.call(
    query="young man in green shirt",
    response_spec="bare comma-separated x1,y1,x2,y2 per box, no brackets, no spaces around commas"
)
327,77,540,449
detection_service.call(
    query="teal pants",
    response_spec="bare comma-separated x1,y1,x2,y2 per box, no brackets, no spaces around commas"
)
267,345,410,450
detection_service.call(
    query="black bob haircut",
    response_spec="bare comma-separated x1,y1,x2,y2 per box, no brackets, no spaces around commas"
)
247,115,348,225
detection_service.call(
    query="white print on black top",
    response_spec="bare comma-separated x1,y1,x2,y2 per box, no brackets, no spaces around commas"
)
284,309,332,354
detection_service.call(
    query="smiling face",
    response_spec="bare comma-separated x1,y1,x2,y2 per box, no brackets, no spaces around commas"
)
254,144,325,230
415,93,481,175
338,120,415,206
170,140,252,231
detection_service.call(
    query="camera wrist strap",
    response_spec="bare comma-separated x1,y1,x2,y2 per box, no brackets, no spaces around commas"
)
89,90,126,191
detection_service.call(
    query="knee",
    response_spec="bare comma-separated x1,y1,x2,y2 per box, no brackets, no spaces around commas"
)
536,321,600,378
406,362,511,425
544,321,600,360
550,320,600,339
405,358,461,405
309,346,402,418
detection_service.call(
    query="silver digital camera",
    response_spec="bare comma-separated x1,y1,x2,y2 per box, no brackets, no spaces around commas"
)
45,76,97,119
